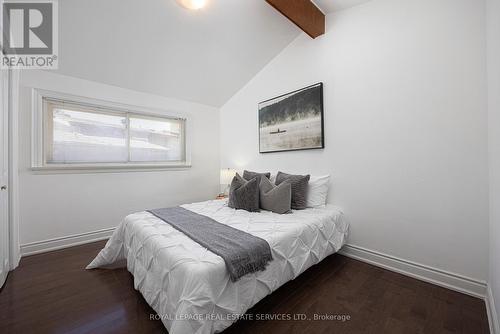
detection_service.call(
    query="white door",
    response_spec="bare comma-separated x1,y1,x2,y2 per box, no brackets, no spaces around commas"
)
0,69,10,287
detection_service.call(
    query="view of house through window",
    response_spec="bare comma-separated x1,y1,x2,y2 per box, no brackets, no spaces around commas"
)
129,116,183,162
44,99,185,165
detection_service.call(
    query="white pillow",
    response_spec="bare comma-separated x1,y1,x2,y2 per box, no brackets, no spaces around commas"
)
306,175,330,207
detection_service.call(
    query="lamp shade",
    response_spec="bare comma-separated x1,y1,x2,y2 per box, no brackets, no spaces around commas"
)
220,168,236,185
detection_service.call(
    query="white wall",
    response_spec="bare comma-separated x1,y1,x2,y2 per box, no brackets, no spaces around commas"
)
18,71,220,245
487,0,500,327
220,0,489,281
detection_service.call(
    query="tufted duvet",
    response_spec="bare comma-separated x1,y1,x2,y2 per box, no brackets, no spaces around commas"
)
87,199,349,334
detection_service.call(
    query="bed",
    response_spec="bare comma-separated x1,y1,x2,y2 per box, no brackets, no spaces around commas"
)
87,199,349,334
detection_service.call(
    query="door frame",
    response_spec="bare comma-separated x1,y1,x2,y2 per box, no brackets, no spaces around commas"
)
8,69,20,270
1,0,21,273
1,0,20,273
0,68,20,286
0,69,9,286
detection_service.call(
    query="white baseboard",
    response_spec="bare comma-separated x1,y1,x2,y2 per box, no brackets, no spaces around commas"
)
487,285,500,334
339,244,487,299
20,227,115,256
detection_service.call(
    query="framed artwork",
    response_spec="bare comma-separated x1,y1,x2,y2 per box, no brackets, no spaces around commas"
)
259,83,324,153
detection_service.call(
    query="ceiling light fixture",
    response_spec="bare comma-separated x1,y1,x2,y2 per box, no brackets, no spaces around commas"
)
175,0,208,10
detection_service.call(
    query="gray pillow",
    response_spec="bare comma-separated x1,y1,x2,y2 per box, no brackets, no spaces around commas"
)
228,173,260,212
259,177,291,214
243,170,271,184
275,171,310,210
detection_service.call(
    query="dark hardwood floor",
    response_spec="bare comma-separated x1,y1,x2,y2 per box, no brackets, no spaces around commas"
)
0,241,489,334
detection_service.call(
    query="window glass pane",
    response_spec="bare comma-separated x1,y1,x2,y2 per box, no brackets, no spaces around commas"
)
129,117,183,162
48,107,128,163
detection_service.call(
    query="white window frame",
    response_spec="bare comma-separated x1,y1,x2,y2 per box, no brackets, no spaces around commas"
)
31,89,192,172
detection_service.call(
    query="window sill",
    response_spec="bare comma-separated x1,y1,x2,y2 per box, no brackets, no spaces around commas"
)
30,163,192,174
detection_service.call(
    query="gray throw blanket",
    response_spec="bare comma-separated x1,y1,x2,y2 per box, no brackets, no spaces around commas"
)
148,206,273,282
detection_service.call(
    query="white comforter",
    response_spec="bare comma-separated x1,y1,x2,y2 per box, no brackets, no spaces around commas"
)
87,199,349,334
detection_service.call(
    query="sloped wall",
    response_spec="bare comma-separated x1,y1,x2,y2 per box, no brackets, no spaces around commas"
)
220,0,489,282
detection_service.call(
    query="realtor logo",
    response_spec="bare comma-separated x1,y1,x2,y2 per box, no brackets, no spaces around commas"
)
1,0,58,69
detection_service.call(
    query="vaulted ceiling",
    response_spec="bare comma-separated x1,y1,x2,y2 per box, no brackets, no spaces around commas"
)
56,0,371,107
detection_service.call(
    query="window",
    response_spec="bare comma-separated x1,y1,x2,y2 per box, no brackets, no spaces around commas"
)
32,90,189,170
129,116,184,162
48,106,129,164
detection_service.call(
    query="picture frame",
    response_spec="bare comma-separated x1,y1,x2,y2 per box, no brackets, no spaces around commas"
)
258,82,324,153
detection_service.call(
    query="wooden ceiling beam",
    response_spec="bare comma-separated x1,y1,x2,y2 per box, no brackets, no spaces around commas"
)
265,0,325,39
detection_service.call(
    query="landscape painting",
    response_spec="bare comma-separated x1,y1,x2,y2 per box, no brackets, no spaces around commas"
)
259,83,324,153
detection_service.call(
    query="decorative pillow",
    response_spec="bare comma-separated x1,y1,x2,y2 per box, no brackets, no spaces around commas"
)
275,171,310,210
228,173,260,212
306,175,330,208
259,177,291,214
243,170,271,184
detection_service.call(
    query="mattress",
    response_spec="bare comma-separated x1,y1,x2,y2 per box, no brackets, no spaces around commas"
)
87,199,349,334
